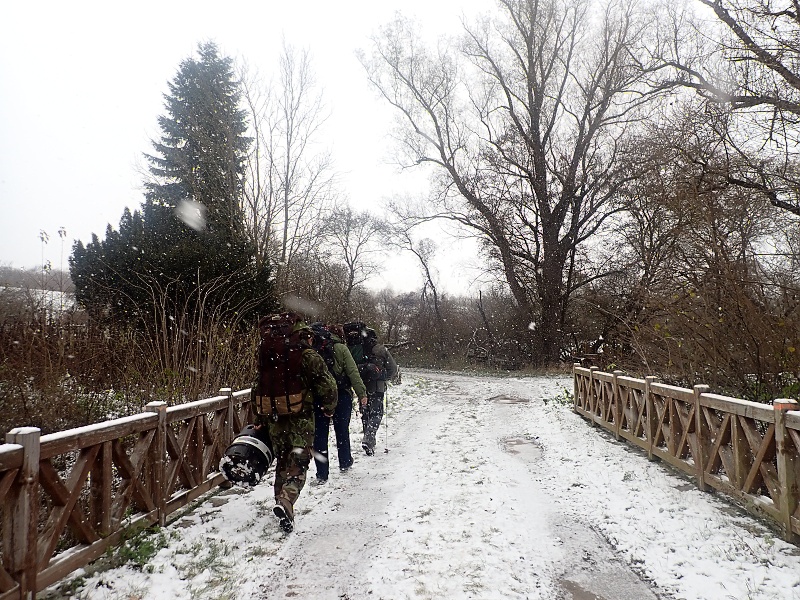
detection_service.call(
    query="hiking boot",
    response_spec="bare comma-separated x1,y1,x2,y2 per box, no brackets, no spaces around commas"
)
273,501,294,533
362,442,375,456
310,477,328,486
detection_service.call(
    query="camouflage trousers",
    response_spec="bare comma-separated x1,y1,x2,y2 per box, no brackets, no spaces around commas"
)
268,414,314,511
361,392,385,450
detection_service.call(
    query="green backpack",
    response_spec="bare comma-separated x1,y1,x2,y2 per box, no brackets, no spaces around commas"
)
343,322,383,383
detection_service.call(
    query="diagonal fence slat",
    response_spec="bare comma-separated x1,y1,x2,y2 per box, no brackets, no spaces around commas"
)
37,446,100,568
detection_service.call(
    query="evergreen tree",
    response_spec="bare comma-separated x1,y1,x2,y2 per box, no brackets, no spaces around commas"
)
145,41,250,236
71,42,275,327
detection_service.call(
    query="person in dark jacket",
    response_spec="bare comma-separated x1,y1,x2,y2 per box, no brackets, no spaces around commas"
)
345,325,398,456
310,323,367,482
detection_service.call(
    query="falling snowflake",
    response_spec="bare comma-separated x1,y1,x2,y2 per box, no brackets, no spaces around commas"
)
175,199,206,231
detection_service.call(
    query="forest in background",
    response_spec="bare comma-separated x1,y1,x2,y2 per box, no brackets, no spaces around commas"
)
4,0,800,434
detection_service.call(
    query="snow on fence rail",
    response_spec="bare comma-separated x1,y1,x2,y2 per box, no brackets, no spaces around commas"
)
0,387,254,600
573,365,800,544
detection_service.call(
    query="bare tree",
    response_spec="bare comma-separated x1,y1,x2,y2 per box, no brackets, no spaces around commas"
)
388,226,446,352
322,207,386,311
578,97,798,394
240,42,336,289
375,288,415,344
652,0,800,217
362,0,657,364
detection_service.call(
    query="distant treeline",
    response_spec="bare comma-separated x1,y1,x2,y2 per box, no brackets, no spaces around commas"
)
0,265,74,293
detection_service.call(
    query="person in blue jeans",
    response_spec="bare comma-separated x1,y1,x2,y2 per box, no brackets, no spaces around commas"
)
310,323,367,482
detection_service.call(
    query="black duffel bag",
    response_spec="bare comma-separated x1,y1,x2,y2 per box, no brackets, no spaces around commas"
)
219,424,274,488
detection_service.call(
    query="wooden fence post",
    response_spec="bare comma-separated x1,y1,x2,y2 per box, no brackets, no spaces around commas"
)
145,402,167,527
573,363,580,413
4,427,40,600
645,376,656,461
613,370,623,440
774,398,798,543
220,387,234,446
693,385,710,492
589,367,599,427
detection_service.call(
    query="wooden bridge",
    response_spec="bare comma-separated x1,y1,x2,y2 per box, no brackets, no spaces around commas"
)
1,368,799,599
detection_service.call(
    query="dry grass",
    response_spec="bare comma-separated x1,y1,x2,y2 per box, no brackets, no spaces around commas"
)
0,289,255,434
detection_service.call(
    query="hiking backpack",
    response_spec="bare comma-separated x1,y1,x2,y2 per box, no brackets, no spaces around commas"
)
343,321,367,363
310,322,350,389
343,321,384,383
253,313,308,417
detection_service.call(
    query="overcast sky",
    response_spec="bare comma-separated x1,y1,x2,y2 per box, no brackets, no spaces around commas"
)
0,0,488,293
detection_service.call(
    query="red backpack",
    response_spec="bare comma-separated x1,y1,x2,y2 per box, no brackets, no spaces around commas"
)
254,313,308,417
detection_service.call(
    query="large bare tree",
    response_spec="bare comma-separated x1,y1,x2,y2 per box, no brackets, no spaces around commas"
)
322,207,386,313
362,0,656,363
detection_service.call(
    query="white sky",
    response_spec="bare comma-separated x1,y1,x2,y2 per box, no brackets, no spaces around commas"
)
0,0,488,294
50,371,800,600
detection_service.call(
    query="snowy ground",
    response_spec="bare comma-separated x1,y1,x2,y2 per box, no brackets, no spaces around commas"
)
49,370,800,600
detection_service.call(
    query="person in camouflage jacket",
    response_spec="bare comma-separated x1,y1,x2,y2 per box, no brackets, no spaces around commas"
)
252,320,337,532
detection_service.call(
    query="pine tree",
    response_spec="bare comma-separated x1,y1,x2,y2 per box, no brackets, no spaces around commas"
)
145,41,250,237
71,42,275,326
142,41,253,284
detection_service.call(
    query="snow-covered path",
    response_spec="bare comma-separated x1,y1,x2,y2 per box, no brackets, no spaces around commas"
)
58,370,800,600
251,372,590,599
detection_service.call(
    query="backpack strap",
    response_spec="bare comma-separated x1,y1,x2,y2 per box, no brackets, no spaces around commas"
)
280,343,291,410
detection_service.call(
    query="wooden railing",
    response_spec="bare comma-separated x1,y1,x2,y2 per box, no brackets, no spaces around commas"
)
573,365,800,543
0,387,254,600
